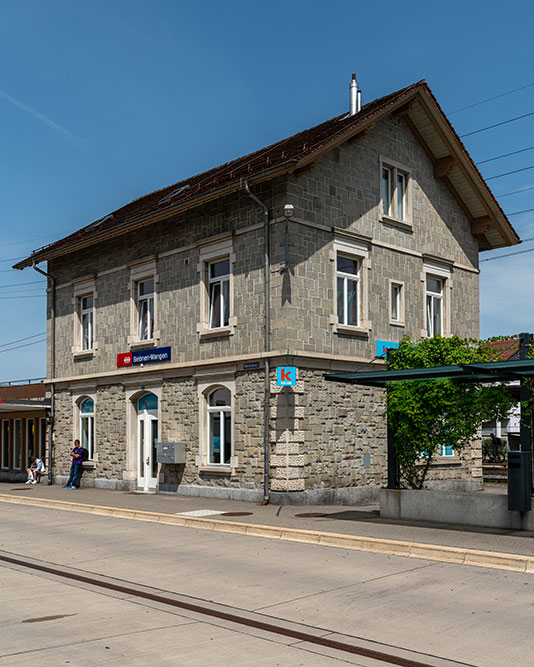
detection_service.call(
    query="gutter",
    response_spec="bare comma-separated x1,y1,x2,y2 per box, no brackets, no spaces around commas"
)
30,261,55,485
243,179,271,504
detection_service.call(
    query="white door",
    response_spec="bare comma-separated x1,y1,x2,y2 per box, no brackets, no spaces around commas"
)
137,394,158,491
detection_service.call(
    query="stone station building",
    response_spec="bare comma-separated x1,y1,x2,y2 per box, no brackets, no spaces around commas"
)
15,79,518,502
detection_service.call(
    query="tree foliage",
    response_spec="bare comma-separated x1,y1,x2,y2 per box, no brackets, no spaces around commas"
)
387,336,516,489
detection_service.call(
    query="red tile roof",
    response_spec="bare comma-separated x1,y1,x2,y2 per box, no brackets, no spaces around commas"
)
487,339,520,361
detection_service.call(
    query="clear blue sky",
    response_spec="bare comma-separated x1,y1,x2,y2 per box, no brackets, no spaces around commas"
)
1,0,533,381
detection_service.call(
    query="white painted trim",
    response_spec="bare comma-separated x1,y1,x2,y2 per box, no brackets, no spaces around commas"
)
197,375,236,472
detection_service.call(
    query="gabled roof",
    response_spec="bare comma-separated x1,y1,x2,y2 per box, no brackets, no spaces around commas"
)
14,80,519,270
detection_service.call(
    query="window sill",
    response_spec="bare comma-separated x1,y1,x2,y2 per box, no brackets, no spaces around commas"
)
72,349,96,360
332,322,371,337
81,460,97,469
381,215,413,232
128,338,159,350
389,321,405,328
198,325,235,339
199,465,232,475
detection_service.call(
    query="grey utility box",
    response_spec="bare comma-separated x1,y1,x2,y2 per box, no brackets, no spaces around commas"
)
508,450,531,512
156,442,186,465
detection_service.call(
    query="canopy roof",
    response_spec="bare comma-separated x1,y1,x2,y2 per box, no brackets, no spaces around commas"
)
324,359,534,387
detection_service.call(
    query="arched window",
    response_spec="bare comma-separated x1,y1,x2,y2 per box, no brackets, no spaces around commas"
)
207,387,231,465
80,398,95,459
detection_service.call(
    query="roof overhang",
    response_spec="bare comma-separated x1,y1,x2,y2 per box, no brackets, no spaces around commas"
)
0,399,51,413
325,359,534,387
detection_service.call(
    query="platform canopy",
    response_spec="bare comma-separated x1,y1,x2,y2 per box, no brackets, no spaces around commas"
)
324,358,534,387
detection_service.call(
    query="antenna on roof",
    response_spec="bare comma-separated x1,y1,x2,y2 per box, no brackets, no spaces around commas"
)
158,184,191,206
349,73,362,116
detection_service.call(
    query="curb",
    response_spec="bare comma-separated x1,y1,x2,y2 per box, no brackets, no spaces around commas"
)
1,493,533,574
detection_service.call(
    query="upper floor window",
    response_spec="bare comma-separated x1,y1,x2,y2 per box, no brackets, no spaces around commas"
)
80,295,94,350
390,281,404,325
208,259,230,329
138,279,155,340
380,158,410,224
336,255,359,327
426,276,443,337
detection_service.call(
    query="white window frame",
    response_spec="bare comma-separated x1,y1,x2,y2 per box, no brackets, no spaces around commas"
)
420,260,452,338
208,258,230,330
128,259,160,348
329,235,371,335
380,157,411,227
336,255,360,327
72,277,97,357
73,392,97,462
196,375,238,471
426,276,443,337
389,280,405,326
197,237,236,337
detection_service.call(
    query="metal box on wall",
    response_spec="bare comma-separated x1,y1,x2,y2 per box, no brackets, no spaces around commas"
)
156,442,186,464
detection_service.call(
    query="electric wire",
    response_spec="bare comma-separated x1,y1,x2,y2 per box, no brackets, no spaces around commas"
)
460,111,534,138
507,207,534,216
0,280,43,289
496,185,534,198
0,338,46,354
477,146,534,165
486,165,534,181
448,83,534,114
481,247,534,262
0,332,46,349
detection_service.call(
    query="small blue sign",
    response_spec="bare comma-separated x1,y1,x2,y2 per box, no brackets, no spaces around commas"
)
376,340,399,358
277,367,296,386
243,362,260,370
132,346,172,365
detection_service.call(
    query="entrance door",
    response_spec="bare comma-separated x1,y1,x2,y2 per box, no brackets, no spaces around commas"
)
137,393,158,491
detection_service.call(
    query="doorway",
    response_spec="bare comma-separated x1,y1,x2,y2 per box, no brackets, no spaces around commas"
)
137,393,158,491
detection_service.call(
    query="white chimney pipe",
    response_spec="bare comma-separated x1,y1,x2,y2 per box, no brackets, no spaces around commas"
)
349,73,361,116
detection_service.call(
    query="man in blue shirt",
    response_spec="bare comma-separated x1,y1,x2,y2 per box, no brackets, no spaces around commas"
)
63,440,85,489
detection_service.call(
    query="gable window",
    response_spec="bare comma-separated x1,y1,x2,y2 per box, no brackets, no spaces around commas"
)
80,295,94,350
426,276,443,337
380,158,410,224
207,387,232,465
80,398,95,460
138,279,155,340
208,259,230,329
390,281,404,325
337,255,359,326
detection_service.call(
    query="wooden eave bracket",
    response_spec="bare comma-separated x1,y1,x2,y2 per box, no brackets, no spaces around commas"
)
471,216,491,236
347,124,375,144
391,100,416,117
292,156,324,177
433,155,456,178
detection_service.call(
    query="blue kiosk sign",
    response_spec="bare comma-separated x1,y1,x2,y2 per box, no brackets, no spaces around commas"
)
276,367,296,386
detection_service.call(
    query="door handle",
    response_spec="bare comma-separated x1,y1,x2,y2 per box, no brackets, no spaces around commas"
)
146,457,150,466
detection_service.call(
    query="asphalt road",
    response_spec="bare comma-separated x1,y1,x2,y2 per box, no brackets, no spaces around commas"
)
1,502,532,666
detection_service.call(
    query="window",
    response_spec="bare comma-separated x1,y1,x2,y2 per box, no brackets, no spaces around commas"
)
426,276,443,337
208,259,230,329
440,445,454,457
197,237,236,337
1,420,9,469
207,387,232,465
389,281,404,326
128,260,159,347
337,256,359,326
72,277,96,356
80,295,94,350
26,419,35,467
14,419,21,470
380,158,410,224
80,398,95,459
137,279,155,340
39,418,47,463
330,236,370,333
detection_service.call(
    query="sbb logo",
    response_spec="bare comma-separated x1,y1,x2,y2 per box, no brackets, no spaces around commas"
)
117,352,133,367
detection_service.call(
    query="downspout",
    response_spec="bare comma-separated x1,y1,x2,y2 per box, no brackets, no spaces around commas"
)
32,261,55,485
243,180,271,503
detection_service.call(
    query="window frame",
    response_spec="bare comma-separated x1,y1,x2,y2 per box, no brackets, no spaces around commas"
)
128,259,160,348
73,393,97,462
420,260,452,339
330,235,371,335
380,157,411,227
196,376,237,471
72,277,97,357
13,419,22,470
208,258,230,330
336,255,360,327
207,387,232,466
197,237,236,338
1,419,9,470
389,280,405,327
426,276,443,337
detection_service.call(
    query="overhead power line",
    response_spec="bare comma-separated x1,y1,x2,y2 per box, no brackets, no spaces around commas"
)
481,247,534,263
486,165,534,181
448,83,534,114
0,332,46,349
0,295,43,299
497,185,534,198
507,207,534,216
477,146,534,165
460,111,534,138
0,338,46,354
0,280,43,289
